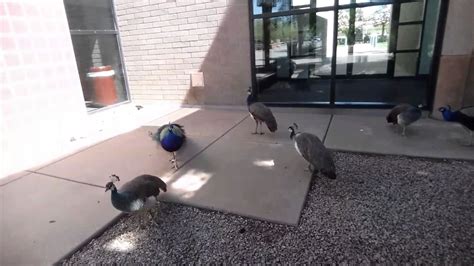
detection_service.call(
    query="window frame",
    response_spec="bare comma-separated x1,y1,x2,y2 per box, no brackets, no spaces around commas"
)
65,0,131,113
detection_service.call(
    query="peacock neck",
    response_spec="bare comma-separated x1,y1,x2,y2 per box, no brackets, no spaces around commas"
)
110,189,135,211
247,94,255,106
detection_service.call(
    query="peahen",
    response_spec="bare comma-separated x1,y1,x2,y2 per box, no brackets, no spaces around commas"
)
247,87,278,134
288,123,336,179
105,174,167,226
386,104,422,136
150,122,186,169
438,105,474,146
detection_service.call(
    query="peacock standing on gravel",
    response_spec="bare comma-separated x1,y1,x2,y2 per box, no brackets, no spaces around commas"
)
438,105,474,146
150,122,186,169
288,123,336,179
386,103,422,136
247,87,278,134
105,174,167,226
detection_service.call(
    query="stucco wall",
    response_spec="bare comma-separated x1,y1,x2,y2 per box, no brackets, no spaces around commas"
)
114,0,251,105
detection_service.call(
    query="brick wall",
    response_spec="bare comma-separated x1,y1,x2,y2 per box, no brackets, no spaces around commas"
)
114,0,251,105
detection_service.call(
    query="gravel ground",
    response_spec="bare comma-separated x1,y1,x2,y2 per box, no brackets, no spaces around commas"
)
63,152,473,264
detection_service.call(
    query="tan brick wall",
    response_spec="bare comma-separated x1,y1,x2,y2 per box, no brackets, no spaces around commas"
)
114,0,251,105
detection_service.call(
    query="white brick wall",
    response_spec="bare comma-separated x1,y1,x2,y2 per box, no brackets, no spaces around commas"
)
115,0,251,105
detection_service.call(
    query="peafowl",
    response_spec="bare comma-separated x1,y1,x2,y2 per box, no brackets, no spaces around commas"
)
150,122,186,169
105,174,167,226
438,105,474,146
386,104,422,136
247,87,278,134
288,123,336,179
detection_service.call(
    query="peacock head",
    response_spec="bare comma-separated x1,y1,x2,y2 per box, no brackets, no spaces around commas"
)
438,105,451,113
246,87,257,105
110,174,120,183
105,182,116,192
288,123,298,139
105,174,120,192
438,105,455,121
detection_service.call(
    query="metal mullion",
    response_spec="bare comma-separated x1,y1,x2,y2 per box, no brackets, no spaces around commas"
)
396,49,420,53
70,30,118,35
337,0,422,9
251,0,423,19
426,0,450,110
387,3,400,77
330,0,339,106
415,0,428,76
111,0,131,104
253,5,335,19
398,21,423,25
248,0,258,99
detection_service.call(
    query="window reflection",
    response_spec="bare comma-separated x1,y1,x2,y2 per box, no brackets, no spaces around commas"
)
254,11,334,103
337,5,392,75
252,0,334,15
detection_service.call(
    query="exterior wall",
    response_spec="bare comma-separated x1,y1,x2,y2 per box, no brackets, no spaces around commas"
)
114,0,251,105
432,0,473,116
0,0,161,178
0,0,86,177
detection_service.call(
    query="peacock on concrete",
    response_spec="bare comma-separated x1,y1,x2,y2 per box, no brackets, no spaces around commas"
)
247,87,278,134
438,105,474,146
105,174,167,226
386,103,422,136
150,122,186,169
288,123,336,179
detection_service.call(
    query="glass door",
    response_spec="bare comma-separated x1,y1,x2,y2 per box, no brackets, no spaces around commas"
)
253,3,335,104
249,0,444,107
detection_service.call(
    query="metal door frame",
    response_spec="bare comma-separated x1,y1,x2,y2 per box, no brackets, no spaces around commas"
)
248,0,450,109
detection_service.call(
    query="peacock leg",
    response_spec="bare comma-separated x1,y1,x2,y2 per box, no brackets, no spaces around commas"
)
401,126,406,136
139,211,146,229
252,120,258,134
172,152,178,169
259,122,264,135
148,209,159,226
469,131,473,146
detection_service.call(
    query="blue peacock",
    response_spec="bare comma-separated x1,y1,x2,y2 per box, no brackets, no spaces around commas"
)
150,122,186,169
438,105,474,146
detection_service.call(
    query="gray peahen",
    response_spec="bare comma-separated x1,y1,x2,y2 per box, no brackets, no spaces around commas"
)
105,174,167,226
386,104,422,136
150,123,186,169
247,87,278,134
288,123,336,179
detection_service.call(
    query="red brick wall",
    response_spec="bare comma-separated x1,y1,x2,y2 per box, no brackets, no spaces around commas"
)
0,0,87,177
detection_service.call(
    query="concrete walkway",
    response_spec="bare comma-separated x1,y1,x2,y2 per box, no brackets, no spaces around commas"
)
1,106,472,265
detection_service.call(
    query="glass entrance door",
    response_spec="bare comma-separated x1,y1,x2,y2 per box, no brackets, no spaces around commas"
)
253,9,334,103
250,0,444,107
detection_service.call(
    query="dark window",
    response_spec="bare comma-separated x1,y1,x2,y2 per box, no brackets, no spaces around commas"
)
64,0,129,111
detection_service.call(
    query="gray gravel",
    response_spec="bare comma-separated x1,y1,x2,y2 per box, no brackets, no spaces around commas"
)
63,152,474,264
